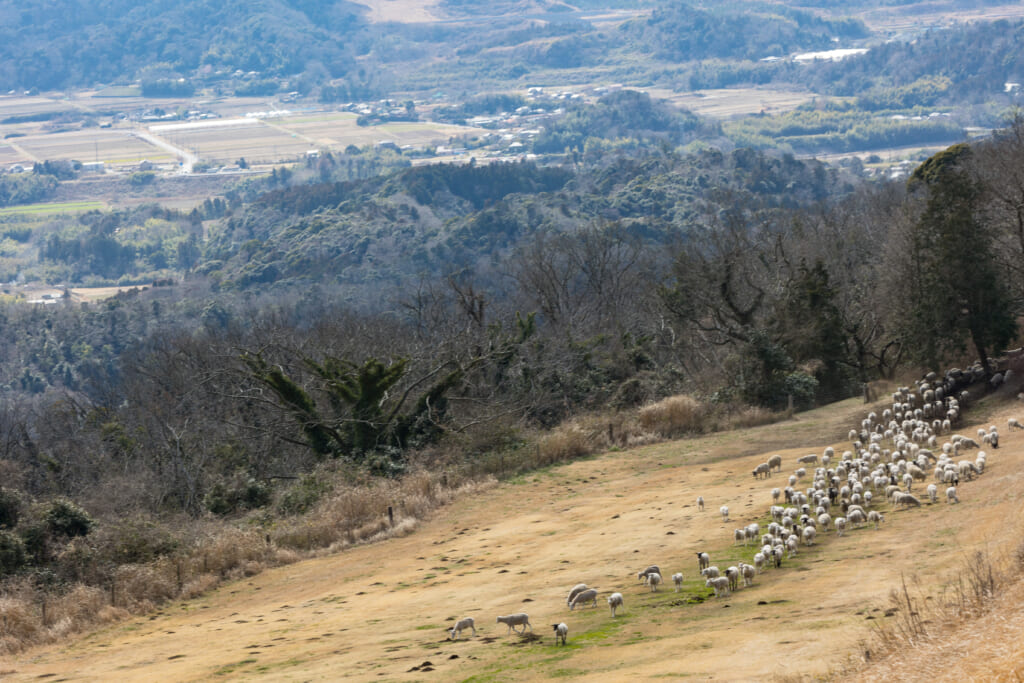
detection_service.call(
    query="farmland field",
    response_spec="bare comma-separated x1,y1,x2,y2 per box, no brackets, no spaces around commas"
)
648,87,818,120
270,112,487,149
14,129,170,166
4,391,1023,680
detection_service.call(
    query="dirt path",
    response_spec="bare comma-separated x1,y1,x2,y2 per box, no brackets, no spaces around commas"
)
3,395,1023,681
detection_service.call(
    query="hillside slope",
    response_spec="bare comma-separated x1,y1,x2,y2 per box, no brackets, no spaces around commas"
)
3,393,1023,681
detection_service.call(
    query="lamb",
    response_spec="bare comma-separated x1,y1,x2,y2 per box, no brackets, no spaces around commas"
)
553,622,568,645
569,588,599,610
706,576,731,597
701,566,720,579
720,505,730,521
768,454,783,472
946,486,960,504
448,617,476,640
697,552,710,572
739,562,756,587
697,495,705,511
672,572,684,592
607,592,624,617
566,583,588,606
497,613,532,634
647,572,663,592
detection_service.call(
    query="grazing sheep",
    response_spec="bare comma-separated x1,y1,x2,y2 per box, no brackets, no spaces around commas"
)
697,495,705,511
569,589,599,610
706,576,731,597
701,566,720,579
768,454,783,472
637,565,661,584
725,566,740,592
553,622,568,645
566,583,588,606
946,486,960,504
720,505,730,521
448,617,476,640
497,613,532,634
607,592,624,617
752,462,772,479
1008,418,1024,431
647,572,663,592
672,572,684,592
797,454,818,465
926,483,938,503
697,552,710,572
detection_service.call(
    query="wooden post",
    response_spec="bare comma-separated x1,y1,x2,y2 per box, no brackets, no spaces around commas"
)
608,423,614,443
387,506,394,527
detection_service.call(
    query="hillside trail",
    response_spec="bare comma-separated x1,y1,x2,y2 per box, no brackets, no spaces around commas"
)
3,393,1024,681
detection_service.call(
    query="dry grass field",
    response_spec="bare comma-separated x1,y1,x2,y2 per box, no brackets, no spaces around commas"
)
271,113,487,149
648,87,818,120
3,388,1023,681
14,129,171,166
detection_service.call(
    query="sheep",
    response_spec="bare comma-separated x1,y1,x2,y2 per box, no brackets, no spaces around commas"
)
768,454,783,472
720,505,730,521
448,617,476,640
701,566,720,579
697,552,710,572
926,483,938,503
672,572,684,592
753,552,766,574
835,517,847,537
867,510,884,529
607,592,624,617
724,566,740,592
771,487,782,503
566,583,588,606
706,576,731,597
946,486,960,504
637,565,661,584
553,622,568,645
1008,418,1024,431
569,588,598,610
797,454,818,465
697,495,705,511
647,572,663,592
734,528,746,545
739,562,756,587
802,526,817,546
497,613,532,634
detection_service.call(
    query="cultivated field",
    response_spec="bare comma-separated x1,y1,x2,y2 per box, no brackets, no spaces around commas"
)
648,87,818,120
4,389,1023,681
14,129,172,166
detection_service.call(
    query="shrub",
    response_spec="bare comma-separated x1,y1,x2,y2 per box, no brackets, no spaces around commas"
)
0,530,26,575
638,395,708,437
44,500,94,539
0,488,20,529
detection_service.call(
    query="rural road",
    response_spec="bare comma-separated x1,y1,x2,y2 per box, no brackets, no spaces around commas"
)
133,128,197,173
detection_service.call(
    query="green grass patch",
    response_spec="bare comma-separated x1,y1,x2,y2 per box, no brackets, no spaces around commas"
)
213,658,258,676
0,200,106,216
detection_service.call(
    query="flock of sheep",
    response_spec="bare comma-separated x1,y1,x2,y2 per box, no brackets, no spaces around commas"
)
447,367,1010,648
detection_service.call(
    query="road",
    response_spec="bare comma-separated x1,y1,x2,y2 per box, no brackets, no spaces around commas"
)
133,128,198,173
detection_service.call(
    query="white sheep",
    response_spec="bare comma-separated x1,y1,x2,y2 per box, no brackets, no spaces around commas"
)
647,572,662,592
701,565,720,579
706,576,731,597
946,486,960,504
725,566,740,592
768,454,783,472
802,526,816,546
553,622,568,645
566,583,588,606
672,572,683,592
497,613,532,634
607,592,624,617
753,552,765,574
867,510,884,529
739,562,756,587
448,617,476,640
569,588,598,610
697,495,705,511
1008,417,1024,431
835,517,847,537
926,483,938,503
697,552,710,572
720,505,730,521
797,454,818,465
